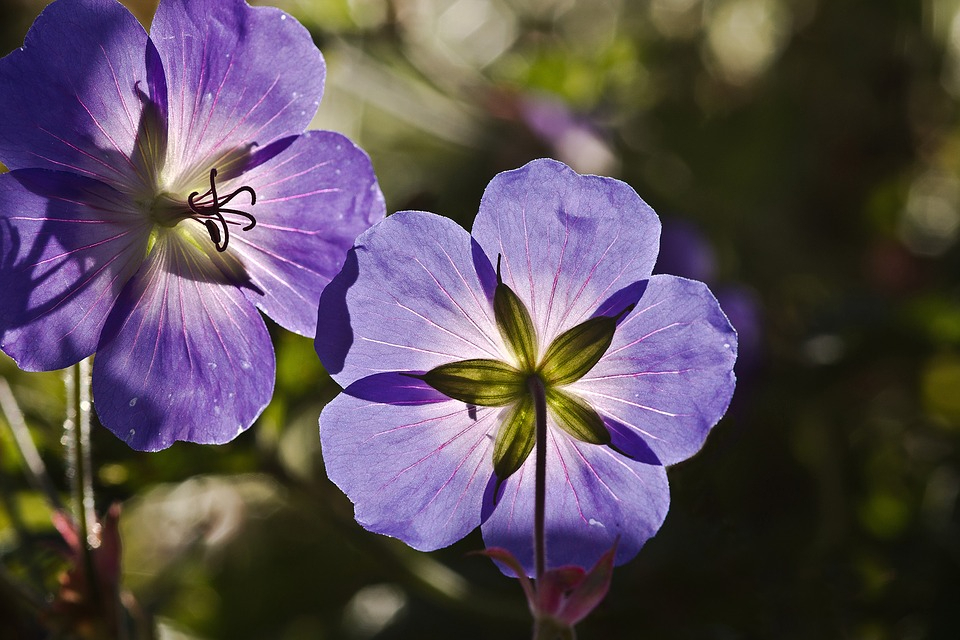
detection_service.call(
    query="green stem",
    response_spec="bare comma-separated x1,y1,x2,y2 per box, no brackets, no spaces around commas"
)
527,374,548,583
64,359,100,603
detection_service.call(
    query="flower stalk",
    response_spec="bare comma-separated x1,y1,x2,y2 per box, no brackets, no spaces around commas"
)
64,358,100,605
529,374,548,583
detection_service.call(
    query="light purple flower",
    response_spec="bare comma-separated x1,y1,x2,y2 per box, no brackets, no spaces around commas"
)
0,0,384,450
316,159,736,573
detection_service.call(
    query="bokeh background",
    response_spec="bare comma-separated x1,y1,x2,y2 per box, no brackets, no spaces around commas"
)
2,0,960,638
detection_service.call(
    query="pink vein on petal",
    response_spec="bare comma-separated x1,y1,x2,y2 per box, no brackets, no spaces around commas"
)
412,256,499,357
380,418,481,489
258,187,339,204
553,429,589,524
604,321,689,357
578,387,693,418
569,439,619,502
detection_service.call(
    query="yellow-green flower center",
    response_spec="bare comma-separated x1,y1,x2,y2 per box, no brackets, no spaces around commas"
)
417,257,632,488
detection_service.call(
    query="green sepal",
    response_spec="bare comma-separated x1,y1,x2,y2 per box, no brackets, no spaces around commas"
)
540,315,618,386
420,359,525,406
546,388,611,445
494,257,538,370
492,393,537,488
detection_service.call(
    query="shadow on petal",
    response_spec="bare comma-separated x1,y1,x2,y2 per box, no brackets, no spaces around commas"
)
592,280,648,322
316,248,359,375
342,371,450,405
604,417,662,465
480,472,504,523
471,237,497,303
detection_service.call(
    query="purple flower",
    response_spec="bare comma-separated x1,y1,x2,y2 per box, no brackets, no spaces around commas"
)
0,0,384,450
316,159,736,573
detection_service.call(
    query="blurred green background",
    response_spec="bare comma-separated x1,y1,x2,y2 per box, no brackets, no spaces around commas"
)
2,0,960,638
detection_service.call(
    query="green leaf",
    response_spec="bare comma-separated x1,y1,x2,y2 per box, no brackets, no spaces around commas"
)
540,316,618,386
494,258,538,370
420,359,525,406
492,394,537,485
546,388,610,445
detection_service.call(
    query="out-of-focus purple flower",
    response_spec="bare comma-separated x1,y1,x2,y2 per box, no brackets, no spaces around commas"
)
653,219,718,284
518,93,618,176
654,219,764,375
317,159,736,574
0,0,384,450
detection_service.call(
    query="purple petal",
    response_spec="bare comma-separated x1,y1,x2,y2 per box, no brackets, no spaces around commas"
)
0,0,155,190
319,393,496,551
571,274,737,466
481,430,669,575
92,234,274,451
226,131,383,336
0,170,149,371
316,211,503,384
471,158,660,349
150,0,324,175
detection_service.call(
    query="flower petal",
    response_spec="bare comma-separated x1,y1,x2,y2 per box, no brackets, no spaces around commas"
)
227,131,384,336
92,233,274,451
0,170,149,371
316,211,503,383
471,158,660,348
0,0,154,190
150,0,325,178
572,274,737,465
481,430,669,575
320,392,494,551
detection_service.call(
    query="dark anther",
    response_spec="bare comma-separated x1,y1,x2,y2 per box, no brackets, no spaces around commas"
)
187,168,258,252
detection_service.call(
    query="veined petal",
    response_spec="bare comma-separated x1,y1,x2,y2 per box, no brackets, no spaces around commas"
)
226,131,384,336
0,0,155,191
150,0,325,181
471,159,660,349
481,430,669,576
320,392,494,551
92,232,275,451
571,275,737,466
316,211,504,384
0,170,149,371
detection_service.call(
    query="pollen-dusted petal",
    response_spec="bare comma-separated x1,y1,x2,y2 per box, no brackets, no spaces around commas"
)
320,392,494,551
316,211,503,385
570,274,737,466
150,0,325,178
471,158,660,348
0,0,154,191
481,429,669,576
92,234,274,451
0,170,150,371
227,131,384,336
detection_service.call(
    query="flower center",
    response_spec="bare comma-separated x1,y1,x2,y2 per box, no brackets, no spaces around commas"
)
185,168,258,252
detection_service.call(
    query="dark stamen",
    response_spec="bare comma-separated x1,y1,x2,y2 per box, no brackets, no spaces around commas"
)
187,168,258,252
